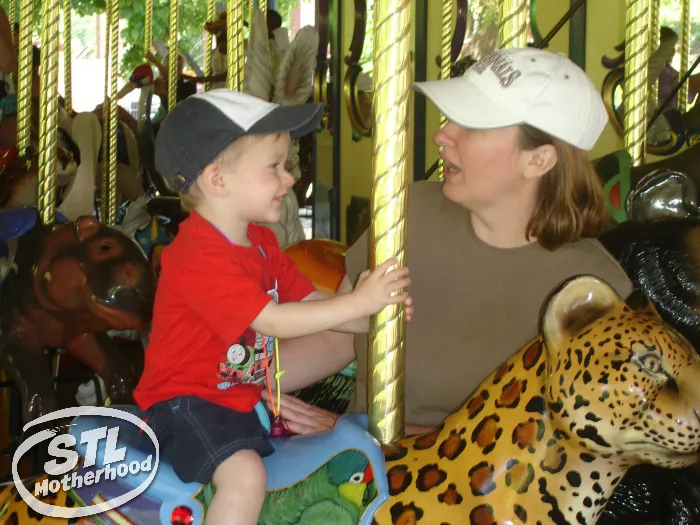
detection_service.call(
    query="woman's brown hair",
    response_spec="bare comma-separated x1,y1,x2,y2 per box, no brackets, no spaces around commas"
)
519,124,610,251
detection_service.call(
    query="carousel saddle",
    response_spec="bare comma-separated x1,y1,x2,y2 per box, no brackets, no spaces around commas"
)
0,207,68,286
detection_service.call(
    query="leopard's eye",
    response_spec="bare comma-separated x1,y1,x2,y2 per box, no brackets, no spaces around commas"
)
640,353,663,374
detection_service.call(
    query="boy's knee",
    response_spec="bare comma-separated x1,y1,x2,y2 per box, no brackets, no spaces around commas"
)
213,449,267,493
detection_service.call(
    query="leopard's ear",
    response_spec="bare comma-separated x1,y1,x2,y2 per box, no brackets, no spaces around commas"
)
541,275,623,352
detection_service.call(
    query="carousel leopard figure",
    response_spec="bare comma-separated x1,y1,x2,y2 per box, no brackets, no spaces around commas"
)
373,275,700,525
0,475,85,524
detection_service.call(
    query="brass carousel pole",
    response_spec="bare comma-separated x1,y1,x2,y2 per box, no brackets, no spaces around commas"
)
8,0,15,39
37,0,61,225
498,0,528,48
623,0,650,166
15,0,33,153
677,0,690,113
204,0,215,91
145,0,152,58
226,0,244,91
63,0,72,114
367,0,411,445
259,0,267,15
648,0,660,105
168,0,179,112
106,0,119,226
436,0,453,181
100,2,111,221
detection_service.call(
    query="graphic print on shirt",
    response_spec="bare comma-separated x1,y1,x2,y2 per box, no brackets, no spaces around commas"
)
216,280,279,390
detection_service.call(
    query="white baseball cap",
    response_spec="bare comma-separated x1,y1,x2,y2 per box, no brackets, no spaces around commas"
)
412,48,607,151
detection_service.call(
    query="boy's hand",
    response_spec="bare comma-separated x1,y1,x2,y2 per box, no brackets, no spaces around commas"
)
352,257,410,316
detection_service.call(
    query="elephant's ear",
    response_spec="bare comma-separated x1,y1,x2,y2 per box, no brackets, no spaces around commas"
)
244,8,271,101
273,25,319,106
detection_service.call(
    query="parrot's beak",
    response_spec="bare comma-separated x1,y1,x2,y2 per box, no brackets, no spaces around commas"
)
339,482,367,508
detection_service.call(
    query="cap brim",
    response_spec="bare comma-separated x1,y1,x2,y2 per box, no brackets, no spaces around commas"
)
248,103,325,139
412,78,523,129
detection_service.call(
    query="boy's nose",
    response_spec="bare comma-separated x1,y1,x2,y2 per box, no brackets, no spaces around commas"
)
282,170,295,187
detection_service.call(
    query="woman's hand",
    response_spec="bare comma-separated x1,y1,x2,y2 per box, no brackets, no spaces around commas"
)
261,390,339,435
404,296,414,322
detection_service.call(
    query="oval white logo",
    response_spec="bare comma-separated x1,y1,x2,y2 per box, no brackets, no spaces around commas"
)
12,406,160,519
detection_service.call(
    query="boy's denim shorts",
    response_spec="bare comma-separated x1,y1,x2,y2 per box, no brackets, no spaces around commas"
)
144,396,275,484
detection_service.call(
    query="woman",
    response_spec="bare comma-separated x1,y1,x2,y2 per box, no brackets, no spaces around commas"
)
269,47,633,436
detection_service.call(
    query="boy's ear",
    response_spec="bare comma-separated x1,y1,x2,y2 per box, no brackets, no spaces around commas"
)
198,163,229,196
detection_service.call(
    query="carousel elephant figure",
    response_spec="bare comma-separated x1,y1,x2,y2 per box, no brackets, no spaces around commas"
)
0,208,155,421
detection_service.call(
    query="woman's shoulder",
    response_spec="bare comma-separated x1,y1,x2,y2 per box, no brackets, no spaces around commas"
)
552,237,633,296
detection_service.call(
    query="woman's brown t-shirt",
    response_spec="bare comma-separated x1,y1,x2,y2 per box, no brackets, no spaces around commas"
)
345,181,633,427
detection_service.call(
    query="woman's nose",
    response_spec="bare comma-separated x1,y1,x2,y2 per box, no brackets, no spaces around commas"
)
433,123,456,147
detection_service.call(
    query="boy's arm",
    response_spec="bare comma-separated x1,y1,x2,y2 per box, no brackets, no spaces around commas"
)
251,293,363,339
251,259,408,339
302,281,370,334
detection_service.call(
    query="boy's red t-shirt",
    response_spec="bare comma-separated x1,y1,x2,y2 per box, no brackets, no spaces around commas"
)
134,212,315,413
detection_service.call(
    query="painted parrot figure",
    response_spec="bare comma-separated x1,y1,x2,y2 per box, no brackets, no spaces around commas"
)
257,449,376,525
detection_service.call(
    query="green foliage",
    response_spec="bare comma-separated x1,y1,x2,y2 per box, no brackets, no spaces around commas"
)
72,0,213,76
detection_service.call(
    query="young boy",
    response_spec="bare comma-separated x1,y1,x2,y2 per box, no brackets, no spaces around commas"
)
133,89,412,525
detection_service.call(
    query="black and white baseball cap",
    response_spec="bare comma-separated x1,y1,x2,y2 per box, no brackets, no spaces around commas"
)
155,89,324,193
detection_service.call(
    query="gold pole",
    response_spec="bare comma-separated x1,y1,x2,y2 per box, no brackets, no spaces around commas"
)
204,0,215,91
677,0,690,113
259,0,266,14
145,0,152,57
168,0,179,112
648,0,660,105
8,0,15,39
226,0,244,91
63,0,72,114
101,5,111,221
107,0,118,226
437,0,452,181
367,0,410,445
623,0,650,167
16,0,33,154
37,0,60,226
498,0,528,49
249,0,255,24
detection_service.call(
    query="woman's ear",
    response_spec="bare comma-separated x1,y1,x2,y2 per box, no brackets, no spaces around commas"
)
523,144,558,180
